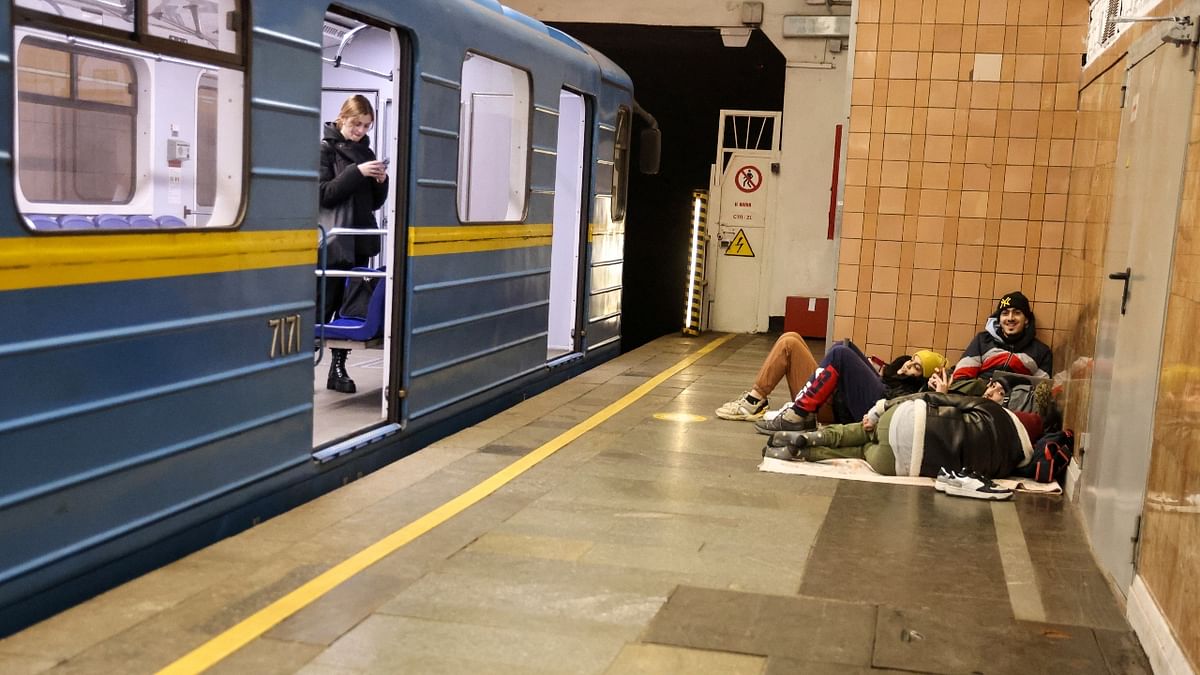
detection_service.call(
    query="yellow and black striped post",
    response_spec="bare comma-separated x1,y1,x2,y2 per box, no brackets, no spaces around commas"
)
683,189,708,336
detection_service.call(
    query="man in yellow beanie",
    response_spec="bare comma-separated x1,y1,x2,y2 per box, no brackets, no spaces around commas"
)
754,340,948,434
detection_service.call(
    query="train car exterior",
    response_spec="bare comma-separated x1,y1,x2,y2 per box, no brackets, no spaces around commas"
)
0,0,643,634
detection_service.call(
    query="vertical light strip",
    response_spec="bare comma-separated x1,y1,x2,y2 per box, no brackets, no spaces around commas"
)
683,190,707,335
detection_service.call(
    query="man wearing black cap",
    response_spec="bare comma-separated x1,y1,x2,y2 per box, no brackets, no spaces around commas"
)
949,291,1052,394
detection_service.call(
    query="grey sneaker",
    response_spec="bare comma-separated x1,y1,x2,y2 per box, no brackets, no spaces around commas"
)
761,443,808,461
715,392,769,420
754,406,817,435
768,430,824,448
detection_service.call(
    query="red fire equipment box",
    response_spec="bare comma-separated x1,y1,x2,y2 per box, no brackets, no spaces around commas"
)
784,296,829,338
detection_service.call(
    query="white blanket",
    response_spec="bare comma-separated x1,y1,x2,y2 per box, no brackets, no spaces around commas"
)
758,457,1062,494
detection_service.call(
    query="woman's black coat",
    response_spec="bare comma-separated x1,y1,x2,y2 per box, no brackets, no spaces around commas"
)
319,122,387,261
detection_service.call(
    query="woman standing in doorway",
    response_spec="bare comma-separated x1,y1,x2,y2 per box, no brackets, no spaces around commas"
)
317,94,388,393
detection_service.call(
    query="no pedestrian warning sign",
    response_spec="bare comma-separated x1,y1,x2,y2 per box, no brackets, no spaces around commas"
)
734,165,763,193
725,229,755,257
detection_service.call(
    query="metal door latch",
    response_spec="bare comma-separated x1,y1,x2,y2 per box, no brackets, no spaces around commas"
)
1109,267,1132,315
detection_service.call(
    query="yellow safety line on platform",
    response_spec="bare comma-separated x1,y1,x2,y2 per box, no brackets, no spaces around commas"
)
157,332,736,675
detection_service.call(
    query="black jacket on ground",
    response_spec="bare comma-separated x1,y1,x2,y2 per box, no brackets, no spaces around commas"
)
887,392,1031,479
319,122,387,260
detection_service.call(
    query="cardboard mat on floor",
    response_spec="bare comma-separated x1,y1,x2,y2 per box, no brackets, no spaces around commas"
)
758,457,1062,494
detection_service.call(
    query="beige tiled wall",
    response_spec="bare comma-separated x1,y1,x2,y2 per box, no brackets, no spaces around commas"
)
838,0,1089,361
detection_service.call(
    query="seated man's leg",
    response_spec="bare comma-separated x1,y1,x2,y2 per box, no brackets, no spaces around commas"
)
761,332,819,400
754,343,872,434
793,344,887,421
717,333,811,420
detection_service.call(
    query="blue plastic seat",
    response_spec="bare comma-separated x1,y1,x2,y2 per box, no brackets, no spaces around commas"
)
156,215,187,227
27,215,59,230
128,215,159,229
96,214,130,228
59,215,96,230
316,270,386,342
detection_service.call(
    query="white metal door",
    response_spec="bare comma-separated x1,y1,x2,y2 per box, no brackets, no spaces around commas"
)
1080,21,1194,593
547,90,587,361
708,111,780,333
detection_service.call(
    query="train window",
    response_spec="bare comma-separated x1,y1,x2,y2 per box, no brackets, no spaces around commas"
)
13,0,245,230
17,39,136,203
146,0,240,54
14,0,135,32
611,106,631,222
457,53,530,222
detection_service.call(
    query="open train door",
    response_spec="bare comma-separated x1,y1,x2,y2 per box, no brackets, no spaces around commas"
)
312,10,409,454
546,89,591,363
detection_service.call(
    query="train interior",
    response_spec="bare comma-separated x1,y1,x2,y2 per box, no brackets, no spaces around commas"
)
314,12,400,448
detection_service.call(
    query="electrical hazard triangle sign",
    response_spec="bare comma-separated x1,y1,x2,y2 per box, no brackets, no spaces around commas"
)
724,229,755,257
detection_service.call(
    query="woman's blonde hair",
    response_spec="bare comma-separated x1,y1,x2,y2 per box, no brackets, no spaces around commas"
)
335,94,375,124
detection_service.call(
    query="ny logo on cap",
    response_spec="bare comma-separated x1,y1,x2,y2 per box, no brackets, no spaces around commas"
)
1000,296,1013,308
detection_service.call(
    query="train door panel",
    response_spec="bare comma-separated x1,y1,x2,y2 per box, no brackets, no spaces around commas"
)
707,111,780,333
313,11,405,450
547,89,589,362
1081,19,1194,594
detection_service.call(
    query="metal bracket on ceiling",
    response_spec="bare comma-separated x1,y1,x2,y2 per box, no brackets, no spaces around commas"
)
1115,15,1199,70
1115,15,1198,45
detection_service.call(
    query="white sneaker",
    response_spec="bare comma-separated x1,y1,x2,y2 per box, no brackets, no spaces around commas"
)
943,471,1014,501
934,467,965,493
715,392,768,420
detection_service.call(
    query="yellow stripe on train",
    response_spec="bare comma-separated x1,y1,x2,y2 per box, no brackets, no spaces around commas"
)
0,223,581,291
407,223,552,256
0,230,315,292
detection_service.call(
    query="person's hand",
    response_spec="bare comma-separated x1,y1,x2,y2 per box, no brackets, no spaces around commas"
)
928,367,949,393
358,160,387,182
862,413,875,433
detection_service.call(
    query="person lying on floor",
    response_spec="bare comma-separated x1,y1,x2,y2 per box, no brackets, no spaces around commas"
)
746,341,948,435
762,378,1046,500
949,291,1053,396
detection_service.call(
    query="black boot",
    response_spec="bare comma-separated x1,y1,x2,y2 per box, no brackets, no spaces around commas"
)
326,348,357,393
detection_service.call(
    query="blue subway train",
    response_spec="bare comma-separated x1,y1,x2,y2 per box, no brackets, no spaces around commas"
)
0,0,657,633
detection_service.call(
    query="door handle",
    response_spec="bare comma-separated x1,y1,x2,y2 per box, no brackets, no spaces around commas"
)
1109,267,1131,315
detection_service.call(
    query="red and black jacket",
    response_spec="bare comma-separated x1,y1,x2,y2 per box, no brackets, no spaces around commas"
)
951,317,1052,383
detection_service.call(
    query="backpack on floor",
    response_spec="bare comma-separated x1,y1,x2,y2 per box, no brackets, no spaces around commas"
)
1013,429,1074,484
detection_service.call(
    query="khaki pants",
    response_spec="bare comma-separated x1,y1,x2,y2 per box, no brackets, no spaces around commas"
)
752,332,819,400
